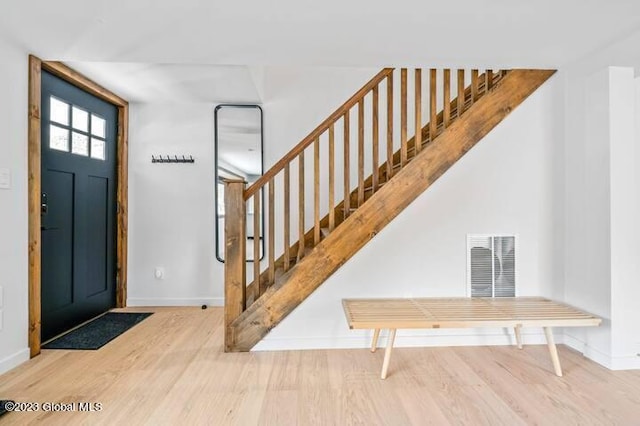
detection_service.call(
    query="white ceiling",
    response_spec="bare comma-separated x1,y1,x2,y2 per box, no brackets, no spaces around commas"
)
3,0,640,68
7,1,640,105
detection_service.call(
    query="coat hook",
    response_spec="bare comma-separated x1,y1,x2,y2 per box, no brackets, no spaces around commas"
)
152,154,194,164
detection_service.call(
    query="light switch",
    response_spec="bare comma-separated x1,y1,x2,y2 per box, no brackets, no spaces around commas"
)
0,168,11,189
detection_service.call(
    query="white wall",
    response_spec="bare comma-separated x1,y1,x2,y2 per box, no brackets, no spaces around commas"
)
127,102,222,306
632,78,640,359
563,68,613,364
0,39,30,373
563,56,640,368
609,68,639,366
633,79,640,356
262,66,377,179
126,68,380,307
255,74,566,350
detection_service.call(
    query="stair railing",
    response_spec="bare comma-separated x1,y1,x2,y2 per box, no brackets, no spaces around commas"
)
224,67,508,349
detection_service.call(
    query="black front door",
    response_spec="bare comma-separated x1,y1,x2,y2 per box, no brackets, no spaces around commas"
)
41,71,118,342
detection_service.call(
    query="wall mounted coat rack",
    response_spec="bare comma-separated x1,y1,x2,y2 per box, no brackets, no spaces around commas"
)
151,155,195,164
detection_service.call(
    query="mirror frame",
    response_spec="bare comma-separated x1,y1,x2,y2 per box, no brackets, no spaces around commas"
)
214,104,264,263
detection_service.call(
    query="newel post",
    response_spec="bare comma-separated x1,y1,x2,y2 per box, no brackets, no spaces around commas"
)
224,179,246,352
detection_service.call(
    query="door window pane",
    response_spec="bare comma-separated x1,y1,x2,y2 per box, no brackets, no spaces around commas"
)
91,138,105,160
92,115,106,138
72,132,89,156
50,125,69,151
72,107,89,132
50,97,69,125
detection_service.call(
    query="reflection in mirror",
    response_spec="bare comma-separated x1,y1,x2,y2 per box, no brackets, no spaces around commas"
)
215,105,263,262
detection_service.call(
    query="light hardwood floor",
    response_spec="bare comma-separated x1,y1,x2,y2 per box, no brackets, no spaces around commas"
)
1,307,639,425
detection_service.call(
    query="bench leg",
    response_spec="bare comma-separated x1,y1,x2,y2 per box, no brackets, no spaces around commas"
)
381,329,396,379
543,327,563,377
371,329,381,353
514,325,523,349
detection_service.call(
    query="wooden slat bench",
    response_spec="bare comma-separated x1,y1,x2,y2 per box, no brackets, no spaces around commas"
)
342,297,601,379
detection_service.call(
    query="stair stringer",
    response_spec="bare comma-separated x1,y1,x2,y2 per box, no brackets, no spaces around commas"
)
227,69,556,352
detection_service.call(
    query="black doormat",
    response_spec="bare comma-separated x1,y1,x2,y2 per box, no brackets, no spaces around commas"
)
0,400,14,417
42,312,153,350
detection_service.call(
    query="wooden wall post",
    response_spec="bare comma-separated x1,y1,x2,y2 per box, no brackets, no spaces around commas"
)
224,179,247,352
28,55,42,357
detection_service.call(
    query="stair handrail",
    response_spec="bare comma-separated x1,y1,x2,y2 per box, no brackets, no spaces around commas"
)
244,68,394,200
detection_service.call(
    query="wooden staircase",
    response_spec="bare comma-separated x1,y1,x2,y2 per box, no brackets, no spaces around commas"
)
223,67,555,351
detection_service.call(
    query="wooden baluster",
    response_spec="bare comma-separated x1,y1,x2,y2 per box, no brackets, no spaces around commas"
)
328,125,335,232
487,69,494,92
297,152,305,261
223,179,246,352
471,69,479,103
414,69,422,155
242,68,392,203
400,68,407,166
457,69,465,118
443,69,451,128
253,191,261,295
283,164,291,272
268,178,275,286
343,112,350,219
386,73,394,180
372,85,379,192
430,69,437,141
314,138,320,245
358,99,365,206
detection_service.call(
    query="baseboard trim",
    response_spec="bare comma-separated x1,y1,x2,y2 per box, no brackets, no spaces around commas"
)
0,348,30,375
253,329,560,352
610,355,640,370
563,333,640,370
563,333,613,369
127,297,224,307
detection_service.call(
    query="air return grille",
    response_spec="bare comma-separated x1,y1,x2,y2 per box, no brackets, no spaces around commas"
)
467,235,516,297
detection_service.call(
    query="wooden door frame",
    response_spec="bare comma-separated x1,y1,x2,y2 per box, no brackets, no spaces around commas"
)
28,55,129,357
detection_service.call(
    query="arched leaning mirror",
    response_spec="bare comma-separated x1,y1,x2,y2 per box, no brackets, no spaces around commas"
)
214,104,264,262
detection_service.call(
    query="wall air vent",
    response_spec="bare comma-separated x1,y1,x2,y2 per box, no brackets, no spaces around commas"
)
467,235,516,297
